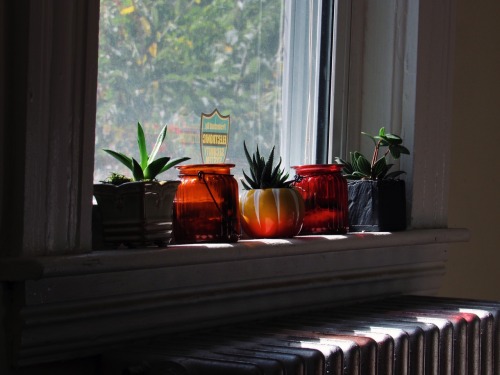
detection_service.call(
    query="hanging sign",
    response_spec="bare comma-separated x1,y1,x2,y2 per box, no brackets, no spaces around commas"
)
200,108,230,164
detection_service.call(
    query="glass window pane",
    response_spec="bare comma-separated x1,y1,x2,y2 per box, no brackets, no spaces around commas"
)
94,0,325,183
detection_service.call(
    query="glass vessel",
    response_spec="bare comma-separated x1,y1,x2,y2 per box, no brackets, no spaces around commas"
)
292,164,348,234
173,164,240,243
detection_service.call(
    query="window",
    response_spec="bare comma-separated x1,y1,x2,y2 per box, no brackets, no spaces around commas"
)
94,0,335,183
0,0,461,367
0,0,456,255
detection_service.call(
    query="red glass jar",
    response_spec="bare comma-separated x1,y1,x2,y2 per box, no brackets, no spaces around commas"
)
173,164,240,243
292,164,348,234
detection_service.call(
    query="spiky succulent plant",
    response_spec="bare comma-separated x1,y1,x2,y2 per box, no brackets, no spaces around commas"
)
242,141,293,190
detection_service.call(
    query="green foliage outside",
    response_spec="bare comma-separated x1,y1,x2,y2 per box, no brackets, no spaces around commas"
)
95,0,284,182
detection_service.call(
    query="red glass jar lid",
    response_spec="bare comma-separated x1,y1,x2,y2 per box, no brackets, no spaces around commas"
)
176,163,235,175
292,163,344,174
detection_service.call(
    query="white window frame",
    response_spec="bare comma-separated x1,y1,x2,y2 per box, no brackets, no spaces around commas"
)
0,0,467,368
282,0,323,167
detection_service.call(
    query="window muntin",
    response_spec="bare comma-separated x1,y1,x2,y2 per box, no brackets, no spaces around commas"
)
94,0,332,184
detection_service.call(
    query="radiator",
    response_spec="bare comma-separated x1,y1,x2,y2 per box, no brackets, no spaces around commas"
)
102,295,500,375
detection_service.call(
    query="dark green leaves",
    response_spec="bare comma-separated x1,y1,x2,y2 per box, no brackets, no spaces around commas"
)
103,121,190,182
335,127,410,180
242,141,291,190
388,144,410,159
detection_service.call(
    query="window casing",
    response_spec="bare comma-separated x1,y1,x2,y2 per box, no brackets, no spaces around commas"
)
0,0,462,367
0,0,458,255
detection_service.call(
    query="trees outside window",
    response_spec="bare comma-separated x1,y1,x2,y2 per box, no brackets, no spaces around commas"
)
95,0,285,182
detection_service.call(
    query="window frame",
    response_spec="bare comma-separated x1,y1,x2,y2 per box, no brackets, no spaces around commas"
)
0,0,463,368
0,0,456,257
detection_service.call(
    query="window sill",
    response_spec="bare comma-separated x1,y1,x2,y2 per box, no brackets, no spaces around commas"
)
1,228,469,280
1,228,469,366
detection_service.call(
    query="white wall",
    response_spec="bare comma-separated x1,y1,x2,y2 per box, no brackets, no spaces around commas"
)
439,0,500,300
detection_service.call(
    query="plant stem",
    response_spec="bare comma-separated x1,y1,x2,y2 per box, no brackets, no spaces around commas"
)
371,140,381,168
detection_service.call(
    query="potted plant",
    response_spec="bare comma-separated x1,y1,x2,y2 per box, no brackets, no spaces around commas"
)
93,122,190,248
240,142,305,238
335,127,410,232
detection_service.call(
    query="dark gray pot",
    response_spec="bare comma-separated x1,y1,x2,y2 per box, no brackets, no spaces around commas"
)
347,179,407,232
93,180,180,248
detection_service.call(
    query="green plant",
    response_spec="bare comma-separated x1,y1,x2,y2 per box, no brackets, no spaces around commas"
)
102,172,132,185
241,141,293,189
335,127,410,180
103,122,190,182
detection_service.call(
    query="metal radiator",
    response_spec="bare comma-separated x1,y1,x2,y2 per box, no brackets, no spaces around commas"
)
102,295,500,374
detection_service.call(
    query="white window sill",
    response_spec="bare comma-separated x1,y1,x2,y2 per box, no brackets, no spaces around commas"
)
0,228,469,366
1,228,469,280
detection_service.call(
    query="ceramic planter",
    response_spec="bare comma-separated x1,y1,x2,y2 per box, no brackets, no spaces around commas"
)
93,180,180,248
347,179,407,232
240,188,305,238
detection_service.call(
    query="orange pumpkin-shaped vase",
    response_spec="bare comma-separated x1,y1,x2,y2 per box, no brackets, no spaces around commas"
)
240,142,305,238
240,188,304,238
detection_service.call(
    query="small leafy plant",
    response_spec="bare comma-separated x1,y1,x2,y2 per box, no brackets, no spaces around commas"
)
103,122,190,183
335,127,410,180
242,141,293,189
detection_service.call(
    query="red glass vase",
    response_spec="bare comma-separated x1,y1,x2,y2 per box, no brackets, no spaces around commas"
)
292,164,348,234
173,164,240,243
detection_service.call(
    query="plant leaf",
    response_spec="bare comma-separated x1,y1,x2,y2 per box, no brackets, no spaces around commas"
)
241,175,254,190
376,136,390,147
149,124,167,165
353,152,371,176
343,174,360,180
388,144,401,159
385,133,403,145
372,157,388,179
398,145,410,155
242,170,257,189
385,170,406,179
352,171,369,179
361,132,377,146
144,156,170,180
159,156,190,174
261,146,275,188
243,141,253,166
334,156,346,164
103,149,134,173
137,122,148,170
131,158,144,181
